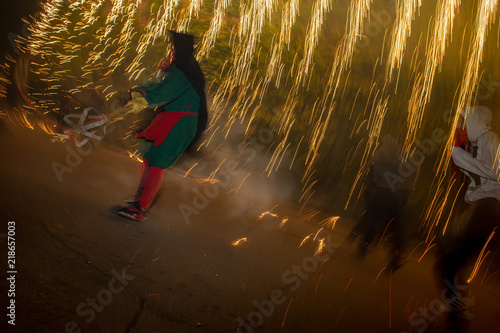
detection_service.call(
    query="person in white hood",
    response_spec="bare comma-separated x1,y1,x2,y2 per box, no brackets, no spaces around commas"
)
435,106,500,324
452,106,500,202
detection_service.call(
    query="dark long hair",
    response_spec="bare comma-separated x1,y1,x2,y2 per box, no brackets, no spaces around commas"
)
168,31,208,149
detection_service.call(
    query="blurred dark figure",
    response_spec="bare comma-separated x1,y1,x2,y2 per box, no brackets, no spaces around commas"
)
434,106,500,330
344,135,415,272
440,116,470,231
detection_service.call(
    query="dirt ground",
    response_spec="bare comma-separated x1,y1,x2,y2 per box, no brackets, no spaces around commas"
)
1,123,500,333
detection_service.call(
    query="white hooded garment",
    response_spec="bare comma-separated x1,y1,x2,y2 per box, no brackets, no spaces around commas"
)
451,106,500,203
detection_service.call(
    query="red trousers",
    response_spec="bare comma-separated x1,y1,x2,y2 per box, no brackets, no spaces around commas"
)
134,159,165,209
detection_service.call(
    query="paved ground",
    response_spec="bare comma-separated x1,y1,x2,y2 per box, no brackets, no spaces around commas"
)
1,124,500,333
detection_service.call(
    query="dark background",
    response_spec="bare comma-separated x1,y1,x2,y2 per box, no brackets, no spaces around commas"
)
0,1,41,54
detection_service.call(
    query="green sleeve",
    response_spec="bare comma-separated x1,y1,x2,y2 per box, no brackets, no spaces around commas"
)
133,64,192,108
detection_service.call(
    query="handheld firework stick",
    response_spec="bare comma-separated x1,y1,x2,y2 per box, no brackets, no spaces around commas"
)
50,104,133,147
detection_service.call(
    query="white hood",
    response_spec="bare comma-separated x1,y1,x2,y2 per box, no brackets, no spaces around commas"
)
453,105,500,202
461,106,492,141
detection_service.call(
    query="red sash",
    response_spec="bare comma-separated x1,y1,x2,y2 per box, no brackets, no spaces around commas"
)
136,111,198,146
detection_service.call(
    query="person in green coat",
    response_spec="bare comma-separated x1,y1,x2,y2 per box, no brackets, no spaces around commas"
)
118,31,208,221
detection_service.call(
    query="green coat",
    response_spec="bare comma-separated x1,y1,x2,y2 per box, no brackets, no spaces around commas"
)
133,64,200,169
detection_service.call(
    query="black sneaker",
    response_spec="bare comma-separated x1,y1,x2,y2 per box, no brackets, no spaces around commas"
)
117,204,148,221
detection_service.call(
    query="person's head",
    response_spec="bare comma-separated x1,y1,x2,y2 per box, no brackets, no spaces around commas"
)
158,30,195,71
460,106,492,141
158,35,175,71
379,134,401,156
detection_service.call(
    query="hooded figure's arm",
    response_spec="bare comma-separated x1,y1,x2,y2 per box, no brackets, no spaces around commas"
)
131,64,193,108
451,132,500,181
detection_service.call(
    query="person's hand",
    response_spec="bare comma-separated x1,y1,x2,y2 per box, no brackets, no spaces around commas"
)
125,96,148,114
